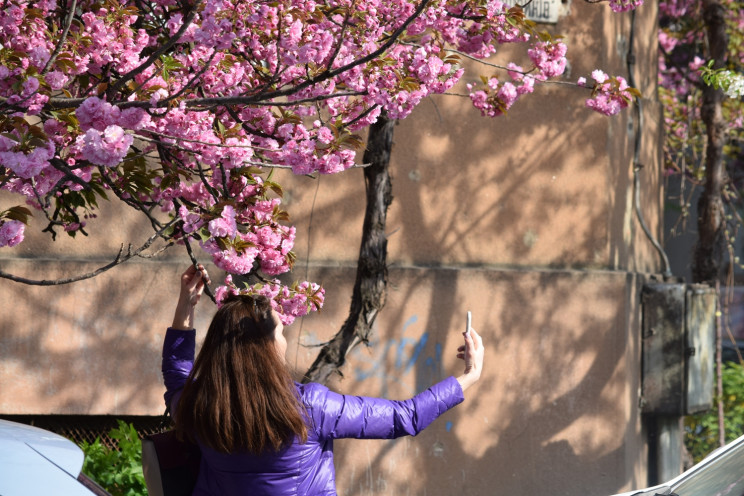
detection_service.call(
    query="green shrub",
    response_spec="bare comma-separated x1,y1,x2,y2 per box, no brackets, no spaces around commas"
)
685,361,744,463
79,420,147,496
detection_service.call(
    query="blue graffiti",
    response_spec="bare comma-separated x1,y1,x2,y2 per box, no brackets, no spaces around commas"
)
418,342,443,392
350,315,444,397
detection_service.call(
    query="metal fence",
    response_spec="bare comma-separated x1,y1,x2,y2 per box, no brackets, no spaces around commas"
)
1,415,164,449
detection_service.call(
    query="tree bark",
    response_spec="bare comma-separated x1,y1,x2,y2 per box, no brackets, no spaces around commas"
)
693,0,728,284
302,113,395,384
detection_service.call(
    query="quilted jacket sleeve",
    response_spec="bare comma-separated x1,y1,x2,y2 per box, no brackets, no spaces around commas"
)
161,327,196,410
303,376,464,440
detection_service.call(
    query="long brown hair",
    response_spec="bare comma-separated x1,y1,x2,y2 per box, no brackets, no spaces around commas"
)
175,294,308,454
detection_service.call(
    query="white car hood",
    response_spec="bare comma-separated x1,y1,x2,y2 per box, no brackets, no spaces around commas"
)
610,433,744,496
0,419,92,496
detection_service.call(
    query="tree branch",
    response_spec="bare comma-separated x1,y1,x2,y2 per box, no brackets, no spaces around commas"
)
693,0,728,283
106,1,204,99
0,219,178,286
41,0,78,76
303,112,395,384
40,0,430,112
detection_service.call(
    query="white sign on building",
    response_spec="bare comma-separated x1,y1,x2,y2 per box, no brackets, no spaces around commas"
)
502,0,564,24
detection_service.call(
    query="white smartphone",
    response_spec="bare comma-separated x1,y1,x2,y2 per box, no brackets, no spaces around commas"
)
466,311,472,336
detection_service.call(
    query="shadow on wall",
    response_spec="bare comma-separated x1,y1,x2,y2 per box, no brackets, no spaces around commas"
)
274,1,652,272
0,261,643,494
394,87,619,267
278,78,633,272
315,268,642,496
0,261,210,415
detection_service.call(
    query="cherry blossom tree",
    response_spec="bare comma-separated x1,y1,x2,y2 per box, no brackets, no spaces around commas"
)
0,0,641,380
659,0,744,283
659,0,744,449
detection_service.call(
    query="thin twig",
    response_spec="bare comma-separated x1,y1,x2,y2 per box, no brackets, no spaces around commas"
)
0,219,178,286
178,220,217,304
41,0,78,76
107,1,205,98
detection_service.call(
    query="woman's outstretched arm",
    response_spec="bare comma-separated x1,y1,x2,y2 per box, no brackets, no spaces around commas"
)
171,264,210,330
163,265,209,409
302,324,486,441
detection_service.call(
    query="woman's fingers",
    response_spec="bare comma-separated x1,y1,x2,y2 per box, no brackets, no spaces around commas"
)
181,264,196,283
457,327,484,367
196,264,211,286
178,265,211,308
183,265,209,289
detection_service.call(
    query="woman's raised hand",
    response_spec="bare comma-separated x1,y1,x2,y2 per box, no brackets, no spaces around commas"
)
172,264,210,330
456,327,484,393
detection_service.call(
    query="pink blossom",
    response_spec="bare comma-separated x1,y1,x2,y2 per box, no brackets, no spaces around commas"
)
28,46,50,69
467,76,529,117
0,137,55,178
584,74,635,116
0,220,25,248
280,227,296,255
208,205,237,239
591,70,609,84
688,56,705,72
178,206,203,234
658,31,678,53
119,108,151,130
609,0,644,12
45,71,69,90
528,41,568,79
255,225,281,248
22,77,40,96
252,199,280,222
214,284,230,304
215,277,324,325
259,249,288,275
79,126,134,167
202,239,259,274
76,97,120,131
317,126,334,144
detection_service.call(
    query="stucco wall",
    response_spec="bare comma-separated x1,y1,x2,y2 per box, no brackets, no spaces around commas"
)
0,0,663,494
0,261,648,494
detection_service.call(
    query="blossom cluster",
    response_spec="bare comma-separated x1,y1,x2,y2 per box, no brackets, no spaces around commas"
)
658,0,744,177
0,0,642,316
0,220,25,248
578,71,637,116
215,275,325,325
527,41,568,80
725,74,744,99
711,70,744,99
467,64,536,117
609,0,644,13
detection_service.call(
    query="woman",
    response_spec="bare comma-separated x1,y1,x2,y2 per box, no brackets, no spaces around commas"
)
162,265,484,495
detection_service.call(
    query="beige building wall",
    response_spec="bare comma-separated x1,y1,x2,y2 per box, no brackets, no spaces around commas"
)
0,1,663,495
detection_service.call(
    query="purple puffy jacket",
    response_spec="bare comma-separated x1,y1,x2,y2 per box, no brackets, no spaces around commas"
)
162,328,464,496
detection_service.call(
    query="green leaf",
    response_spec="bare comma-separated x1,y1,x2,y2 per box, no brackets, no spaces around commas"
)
197,226,211,243
3,206,33,224
266,180,284,197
